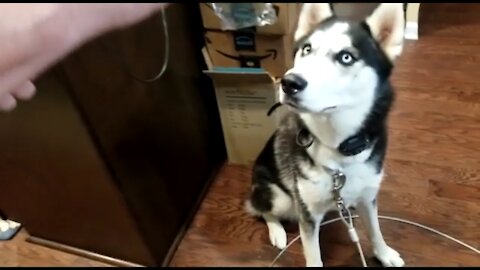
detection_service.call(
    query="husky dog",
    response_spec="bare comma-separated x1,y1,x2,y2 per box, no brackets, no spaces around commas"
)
245,3,406,267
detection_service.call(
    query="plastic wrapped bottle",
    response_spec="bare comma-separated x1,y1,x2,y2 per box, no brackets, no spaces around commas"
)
209,3,278,31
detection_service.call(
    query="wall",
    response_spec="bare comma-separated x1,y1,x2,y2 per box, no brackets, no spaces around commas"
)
407,3,420,25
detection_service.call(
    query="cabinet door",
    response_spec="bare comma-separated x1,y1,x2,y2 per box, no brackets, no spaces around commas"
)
60,4,225,266
0,66,155,266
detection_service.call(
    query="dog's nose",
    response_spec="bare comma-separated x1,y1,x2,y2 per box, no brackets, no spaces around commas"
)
281,73,307,96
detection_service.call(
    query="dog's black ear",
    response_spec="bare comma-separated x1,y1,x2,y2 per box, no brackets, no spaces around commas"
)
294,3,334,41
365,3,405,62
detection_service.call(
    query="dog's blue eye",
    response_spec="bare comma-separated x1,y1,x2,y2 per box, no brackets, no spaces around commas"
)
336,51,356,66
301,43,312,56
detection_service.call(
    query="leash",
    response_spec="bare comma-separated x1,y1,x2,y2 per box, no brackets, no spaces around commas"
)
269,214,480,267
326,167,368,267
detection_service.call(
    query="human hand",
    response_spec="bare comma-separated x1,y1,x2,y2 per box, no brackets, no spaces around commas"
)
0,3,170,112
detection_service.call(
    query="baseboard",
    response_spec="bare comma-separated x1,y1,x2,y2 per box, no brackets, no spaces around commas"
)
27,236,144,267
404,21,418,40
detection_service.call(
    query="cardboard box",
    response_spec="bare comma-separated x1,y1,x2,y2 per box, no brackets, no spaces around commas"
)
204,70,286,165
199,3,300,35
204,30,293,78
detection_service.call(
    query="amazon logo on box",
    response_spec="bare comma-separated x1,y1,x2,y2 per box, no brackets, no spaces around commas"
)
204,30,293,78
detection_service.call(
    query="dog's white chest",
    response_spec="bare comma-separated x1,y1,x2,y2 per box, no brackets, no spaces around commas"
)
296,162,383,216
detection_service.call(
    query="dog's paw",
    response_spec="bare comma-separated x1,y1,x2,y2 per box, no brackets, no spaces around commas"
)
306,261,323,267
374,245,405,267
268,225,287,249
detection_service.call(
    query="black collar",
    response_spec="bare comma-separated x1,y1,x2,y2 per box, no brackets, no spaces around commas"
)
297,125,372,156
268,102,373,157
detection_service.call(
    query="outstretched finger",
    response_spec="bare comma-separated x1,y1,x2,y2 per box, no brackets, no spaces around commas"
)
12,80,36,100
0,93,17,112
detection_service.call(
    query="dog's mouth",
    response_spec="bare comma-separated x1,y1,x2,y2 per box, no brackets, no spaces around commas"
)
268,101,337,118
281,96,304,110
286,99,337,114
319,106,337,113
285,100,300,109
269,93,338,116
286,100,309,113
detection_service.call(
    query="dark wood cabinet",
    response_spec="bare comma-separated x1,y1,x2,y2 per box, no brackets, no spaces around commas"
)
0,4,225,266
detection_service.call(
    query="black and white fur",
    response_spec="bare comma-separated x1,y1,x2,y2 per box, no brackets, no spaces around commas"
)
245,3,406,267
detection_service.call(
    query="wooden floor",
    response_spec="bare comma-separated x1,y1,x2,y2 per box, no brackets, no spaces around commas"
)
170,3,480,267
1,3,479,267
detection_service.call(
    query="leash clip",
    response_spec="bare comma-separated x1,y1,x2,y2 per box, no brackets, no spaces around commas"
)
329,169,348,214
332,170,346,191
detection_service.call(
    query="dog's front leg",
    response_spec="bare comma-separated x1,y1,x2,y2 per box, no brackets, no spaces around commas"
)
299,216,323,267
357,199,405,267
